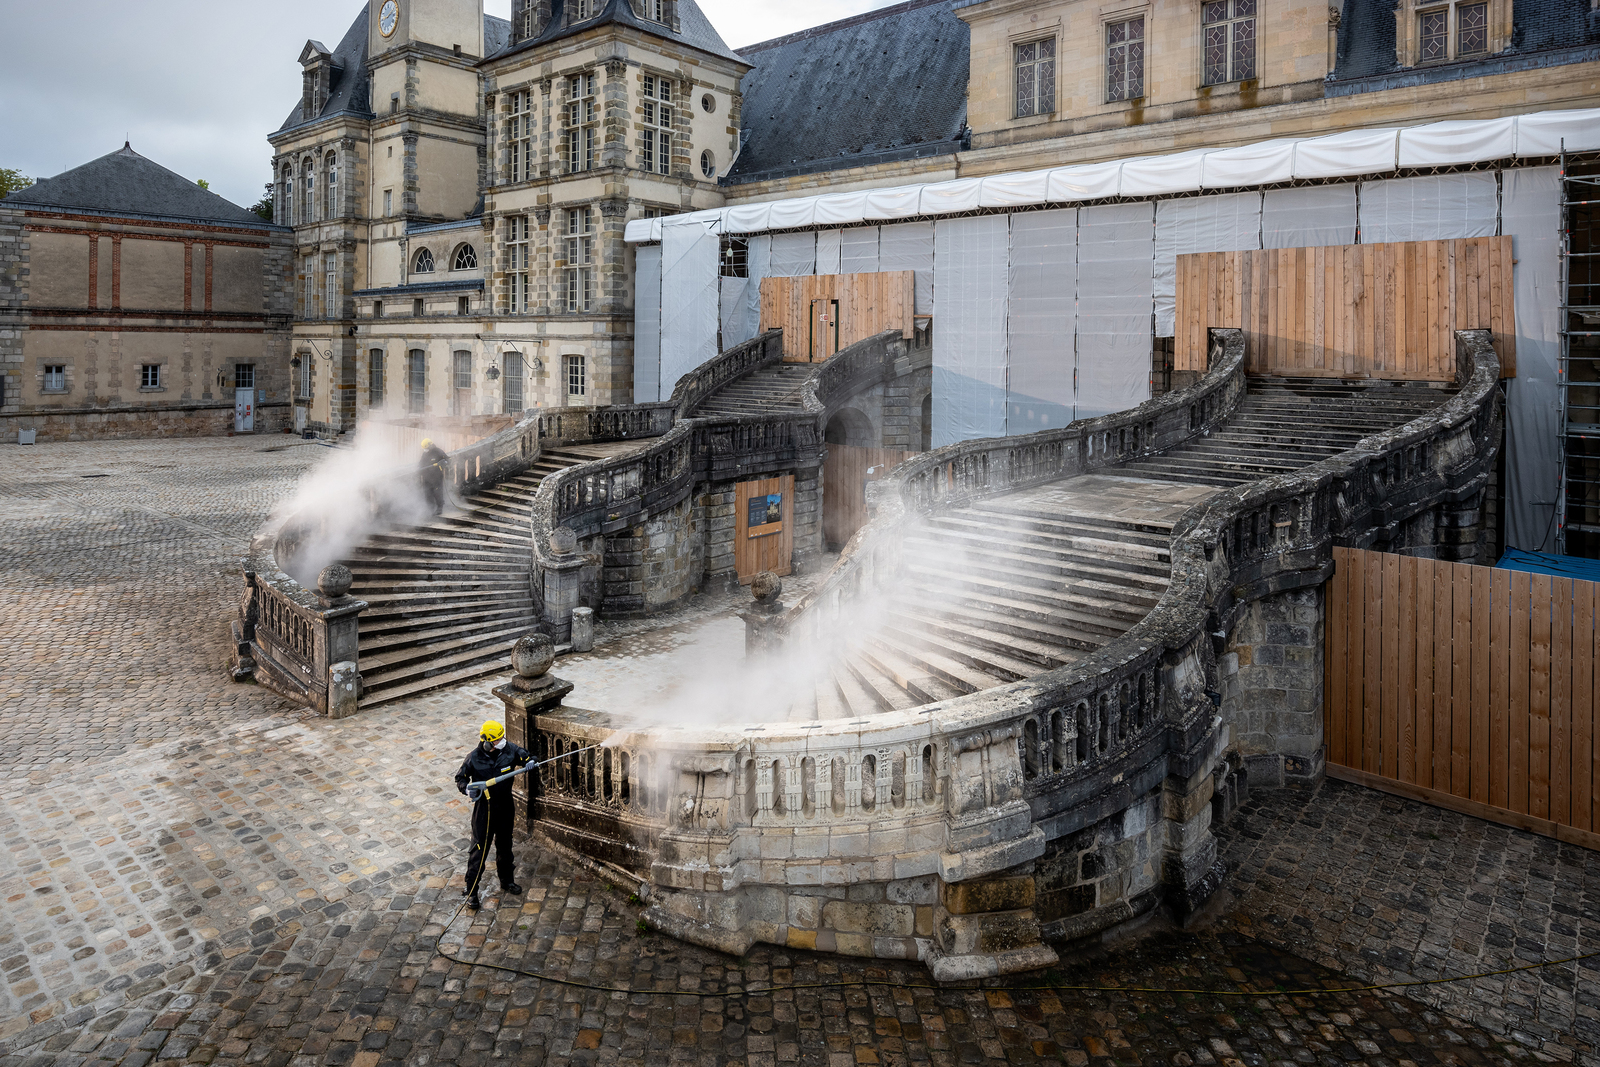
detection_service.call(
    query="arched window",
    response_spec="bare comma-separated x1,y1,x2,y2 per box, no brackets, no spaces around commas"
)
302,159,315,222
452,244,478,270
413,248,435,274
324,152,338,218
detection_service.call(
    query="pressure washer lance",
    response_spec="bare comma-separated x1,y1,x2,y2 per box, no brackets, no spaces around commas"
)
464,743,605,802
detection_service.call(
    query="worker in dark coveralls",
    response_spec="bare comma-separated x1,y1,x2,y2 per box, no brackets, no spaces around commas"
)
419,437,449,515
454,719,532,910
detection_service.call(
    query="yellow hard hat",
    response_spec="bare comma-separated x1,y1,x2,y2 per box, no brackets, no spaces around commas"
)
479,719,505,743
420,438,434,450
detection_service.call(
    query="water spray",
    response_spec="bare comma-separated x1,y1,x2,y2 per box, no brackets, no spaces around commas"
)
464,743,604,802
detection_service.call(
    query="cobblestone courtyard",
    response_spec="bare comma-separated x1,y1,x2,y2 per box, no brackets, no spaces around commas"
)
1,438,1597,1066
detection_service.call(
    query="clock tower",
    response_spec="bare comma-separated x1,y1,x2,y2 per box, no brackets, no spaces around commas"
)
369,0,485,58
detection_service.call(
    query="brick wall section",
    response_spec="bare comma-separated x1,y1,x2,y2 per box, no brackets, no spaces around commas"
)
0,402,293,442
0,208,25,417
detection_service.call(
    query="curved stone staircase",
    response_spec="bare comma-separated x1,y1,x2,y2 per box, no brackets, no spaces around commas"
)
784,376,1454,720
347,440,653,707
689,363,812,416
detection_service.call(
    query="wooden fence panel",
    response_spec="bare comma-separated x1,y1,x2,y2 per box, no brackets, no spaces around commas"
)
1325,548,1600,852
823,444,915,548
1174,237,1516,380
758,271,914,362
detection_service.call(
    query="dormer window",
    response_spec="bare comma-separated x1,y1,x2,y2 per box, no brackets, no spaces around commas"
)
642,0,668,22
414,248,435,274
570,0,595,22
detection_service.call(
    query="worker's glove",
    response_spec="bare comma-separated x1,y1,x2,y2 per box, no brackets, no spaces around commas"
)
457,783,467,796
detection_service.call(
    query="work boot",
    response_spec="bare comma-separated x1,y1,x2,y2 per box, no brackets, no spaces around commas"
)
466,894,481,911
503,883,524,895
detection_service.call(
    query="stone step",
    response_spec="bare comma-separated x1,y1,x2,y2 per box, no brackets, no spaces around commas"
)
358,653,515,708
348,574,522,595
358,611,536,655
885,604,1082,670
905,558,1161,615
814,674,852,720
842,652,922,711
902,533,1171,589
865,632,994,699
960,500,1176,542
358,624,530,691
831,661,893,716
359,601,534,638
345,553,529,576
856,641,966,705
1112,464,1248,488
903,579,1133,639
358,588,533,617
877,618,1041,683
891,595,1113,654
923,514,1171,561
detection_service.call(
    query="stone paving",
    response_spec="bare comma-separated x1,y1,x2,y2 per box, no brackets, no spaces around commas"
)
0,438,1596,1067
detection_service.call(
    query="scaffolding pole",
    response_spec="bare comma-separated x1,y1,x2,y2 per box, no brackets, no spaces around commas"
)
1557,143,1600,557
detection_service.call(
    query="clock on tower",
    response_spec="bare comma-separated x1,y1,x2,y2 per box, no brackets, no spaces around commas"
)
379,0,398,37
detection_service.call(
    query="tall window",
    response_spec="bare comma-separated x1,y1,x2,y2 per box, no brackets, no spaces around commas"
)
503,353,523,413
564,207,593,313
369,350,385,406
303,163,315,223
1106,16,1145,102
324,152,338,217
569,0,594,19
303,259,317,318
383,189,392,216
413,248,435,274
453,351,472,390
1203,0,1256,85
566,354,586,398
299,357,312,398
507,215,532,312
324,255,337,318
566,72,598,173
281,167,293,225
641,75,673,175
644,0,666,21
407,349,426,413
1419,1,1489,61
1014,38,1056,117
234,363,255,390
507,89,533,183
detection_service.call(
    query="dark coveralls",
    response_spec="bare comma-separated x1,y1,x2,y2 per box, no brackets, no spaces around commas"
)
419,444,449,514
455,741,533,894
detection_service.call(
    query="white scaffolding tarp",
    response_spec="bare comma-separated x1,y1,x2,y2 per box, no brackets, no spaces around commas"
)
1075,203,1154,419
933,216,1009,447
658,218,720,401
879,222,935,313
769,231,816,277
1007,210,1077,434
1503,167,1564,553
841,227,879,274
816,230,842,276
632,245,661,404
1154,192,1262,337
1359,173,1500,243
1262,184,1357,248
720,277,752,351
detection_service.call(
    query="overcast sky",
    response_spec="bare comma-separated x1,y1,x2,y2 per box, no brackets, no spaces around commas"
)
0,0,901,211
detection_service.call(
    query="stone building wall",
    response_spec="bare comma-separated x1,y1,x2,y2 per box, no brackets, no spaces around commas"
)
1221,586,1325,787
0,209,25,419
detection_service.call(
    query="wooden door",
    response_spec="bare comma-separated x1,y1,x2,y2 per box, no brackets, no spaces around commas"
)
734,475,796,582
810,299,840,361
823,445,914,548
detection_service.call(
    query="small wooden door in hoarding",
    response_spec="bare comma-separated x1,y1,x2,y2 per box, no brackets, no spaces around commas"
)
810,299,840,361
735,474,795,582
234,388,254,432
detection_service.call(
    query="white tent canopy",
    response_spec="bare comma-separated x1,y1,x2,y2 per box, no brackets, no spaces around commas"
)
626,107,1600,245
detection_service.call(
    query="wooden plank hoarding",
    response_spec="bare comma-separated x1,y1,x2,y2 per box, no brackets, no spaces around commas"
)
759,271,915,362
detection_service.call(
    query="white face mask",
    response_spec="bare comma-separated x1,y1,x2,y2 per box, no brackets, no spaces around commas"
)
493,738,506,750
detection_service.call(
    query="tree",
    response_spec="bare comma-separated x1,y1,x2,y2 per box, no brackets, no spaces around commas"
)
250,182,274,222
0,168,33,199
196,178,210,190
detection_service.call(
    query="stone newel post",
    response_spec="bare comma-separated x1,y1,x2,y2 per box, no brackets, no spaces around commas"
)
494,634,574,825
540,527,587,643
316,564,364,720
738,571,785,656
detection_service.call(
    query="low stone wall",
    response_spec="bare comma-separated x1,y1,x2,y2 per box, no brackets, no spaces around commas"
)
3,401,293,443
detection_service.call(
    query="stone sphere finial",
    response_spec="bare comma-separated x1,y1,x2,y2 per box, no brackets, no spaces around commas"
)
512,633,555,679
317,564,353,601
549,526,577,556
751,571,783,602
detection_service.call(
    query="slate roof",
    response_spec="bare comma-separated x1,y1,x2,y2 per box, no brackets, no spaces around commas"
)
725,0,968,187
486,0,744,66
277,6,513,133
1,144,275,228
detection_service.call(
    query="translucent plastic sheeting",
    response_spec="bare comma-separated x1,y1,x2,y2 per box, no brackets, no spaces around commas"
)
1200,139,1297,188
1262,184,1357,248
864,185,922,220
724,202,771,234
879,222,934,313
745,235,771,346
1007,210,1077,434
632,244,661,403
841,227,878,274
659,218,721,401
720,277,753,351
1515,108,1600,156
980,171,1050,208
768,232,816,277
932,215,1009,447
1502,167,1563,553
816,230,842,276
767,198,815,231
1154,192,1262,337
1358,173,1499,242
1047,161,1122,202
920,177,985,214
1398,118,1517,167
1121,148,1213,198
1075,203,1154,420
815,190,872,226
1291,128,1401,179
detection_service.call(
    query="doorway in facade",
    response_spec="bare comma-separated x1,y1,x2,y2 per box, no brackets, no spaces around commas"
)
810,299,839,361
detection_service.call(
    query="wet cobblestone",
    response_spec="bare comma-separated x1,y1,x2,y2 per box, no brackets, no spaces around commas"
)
0,440,1593,1066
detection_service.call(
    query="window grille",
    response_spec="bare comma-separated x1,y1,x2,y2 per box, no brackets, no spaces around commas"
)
407,349,426,413
1106,16,1145,102
507,215,532,312
324,255,337,318
325,153,338,217
414,248,435,274
281,168,293,225
140,364,161,389
570,0,593,19
369,350,385,406
304,260,317,318
303,165,315,222
644,0,666,21
507,89,533,182
503,353,524,413
1203,0,1256,85
1458,1,1488,54
564,207,593,313
1014,38,1056,117
566,354,586,398
1419,7,1449,59
453,351,472,390
452,245,477,270
43,365,65,391
234,363,255,390
299,357,311,399
566,72,598,173
641,75,673,175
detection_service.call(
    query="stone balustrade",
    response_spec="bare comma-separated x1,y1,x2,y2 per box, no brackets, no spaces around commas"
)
671,331,785,417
